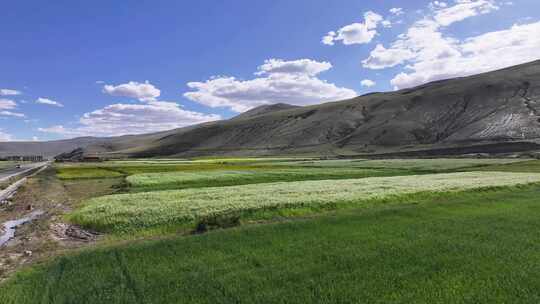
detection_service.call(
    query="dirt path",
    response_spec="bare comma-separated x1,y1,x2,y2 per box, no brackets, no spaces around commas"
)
0,167,120,282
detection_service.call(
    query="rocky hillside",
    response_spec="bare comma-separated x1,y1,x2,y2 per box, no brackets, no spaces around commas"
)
3,60,540,158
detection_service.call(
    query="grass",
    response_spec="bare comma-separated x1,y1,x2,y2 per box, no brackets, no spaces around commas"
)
282,158,527,170
56,167,125,179
54,158,531,180
112,157,311,165
4,184,540,303
55,163,293,180
475,159,540,172
126,167,417,192
69,172,540,234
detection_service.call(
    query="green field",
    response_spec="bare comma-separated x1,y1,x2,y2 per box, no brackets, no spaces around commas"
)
4,158,540,303
3,184,540,303
127,167,416,191
282,158,526,170
56,163,288,180
71,171,540,234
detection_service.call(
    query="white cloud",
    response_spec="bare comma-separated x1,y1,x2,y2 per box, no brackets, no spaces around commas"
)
390,21,540,89
361,79,376,87
39,100,220,137
0,130,13,141
323,11,383,45
184,59,357,112
389,8,404,16
255,59,332,76
362,44,415,69
381,20,392,28
0,99,25,118
361,0,540,89
103,81,160,102
429,1,448,9
432,0,498,27
322,31,336,45
0,111,26,118
36,97,64,107
0,98,17,110
0,89,22,96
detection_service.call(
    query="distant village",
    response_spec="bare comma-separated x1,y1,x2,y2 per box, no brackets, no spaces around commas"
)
0,155,45,162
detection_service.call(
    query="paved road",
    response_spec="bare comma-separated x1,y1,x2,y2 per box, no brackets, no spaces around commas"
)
0,162,49,182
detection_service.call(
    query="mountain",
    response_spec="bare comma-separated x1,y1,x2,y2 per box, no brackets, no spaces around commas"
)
0,137,103,158
2,60,540,158
232,103,301,120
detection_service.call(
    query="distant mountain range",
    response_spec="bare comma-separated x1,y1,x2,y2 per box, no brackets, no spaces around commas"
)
2,60,540,159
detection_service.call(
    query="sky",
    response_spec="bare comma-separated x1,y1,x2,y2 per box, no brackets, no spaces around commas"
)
1,0,539,141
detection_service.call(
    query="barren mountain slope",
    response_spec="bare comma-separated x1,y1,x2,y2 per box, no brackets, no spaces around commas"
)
2,60,540,158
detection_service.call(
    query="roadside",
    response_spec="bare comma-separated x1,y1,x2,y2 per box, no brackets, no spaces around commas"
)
0,162,49,185
0,167,121,282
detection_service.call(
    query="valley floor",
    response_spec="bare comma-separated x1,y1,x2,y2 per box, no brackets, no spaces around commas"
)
1,158,540,303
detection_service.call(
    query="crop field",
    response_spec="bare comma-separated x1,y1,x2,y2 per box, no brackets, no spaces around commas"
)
280,158,526,170
474,159,540,172
126,167,416,191
3,184,540,303
3,157,540,303
70,171,540,234
55,162,292,180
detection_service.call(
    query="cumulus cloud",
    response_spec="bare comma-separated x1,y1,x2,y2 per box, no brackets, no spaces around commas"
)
0,89,22,96
389,8,404,16
381,20,392,28
36,97,64,107
322,11,383,45
103,81,160,102
362,44,415,69
184,59,357,112
361,0,539,89
39,100,220,137
432,0,498,26
390,21,540,89
255,59,332,76
361,79,376,87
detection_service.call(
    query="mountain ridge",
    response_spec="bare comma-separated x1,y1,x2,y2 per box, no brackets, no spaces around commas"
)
2,60,540,158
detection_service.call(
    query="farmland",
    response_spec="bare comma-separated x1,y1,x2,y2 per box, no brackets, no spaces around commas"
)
126,167,417,192
2,157,540,303
72,171,540,234
3,184,540,303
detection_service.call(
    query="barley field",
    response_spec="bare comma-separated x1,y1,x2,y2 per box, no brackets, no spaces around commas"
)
71,171,540,234
126,167,414,191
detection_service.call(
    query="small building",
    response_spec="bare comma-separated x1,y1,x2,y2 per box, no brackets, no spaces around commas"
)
4,155,44,162
22,155,44,162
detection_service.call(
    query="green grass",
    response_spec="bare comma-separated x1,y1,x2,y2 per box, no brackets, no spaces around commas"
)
56,167,125,179
282,158,527,170
126,168,417,192
112,157,311,165
69,172,540,234
4,185,540,303
475,159,540,173
55,163,294,180
54,158,531,180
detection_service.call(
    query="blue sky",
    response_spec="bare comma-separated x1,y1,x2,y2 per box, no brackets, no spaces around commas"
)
1,0,539,141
